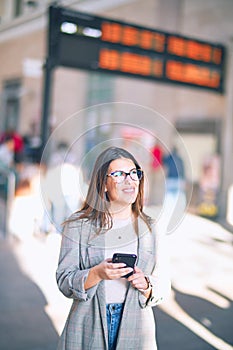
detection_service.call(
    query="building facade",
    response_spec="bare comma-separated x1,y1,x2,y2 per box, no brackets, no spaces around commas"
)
0,0,233,222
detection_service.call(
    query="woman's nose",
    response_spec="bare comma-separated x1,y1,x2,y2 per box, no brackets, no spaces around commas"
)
124,174,133,183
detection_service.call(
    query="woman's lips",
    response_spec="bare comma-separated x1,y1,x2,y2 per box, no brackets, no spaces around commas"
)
122,187,135,193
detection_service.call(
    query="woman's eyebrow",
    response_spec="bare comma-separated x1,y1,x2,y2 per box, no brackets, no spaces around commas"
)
111,168,137,172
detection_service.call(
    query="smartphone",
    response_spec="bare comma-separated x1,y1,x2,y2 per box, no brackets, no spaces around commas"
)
112,253,137,278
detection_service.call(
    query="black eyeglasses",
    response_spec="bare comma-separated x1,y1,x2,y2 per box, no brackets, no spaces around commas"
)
106,168,143,183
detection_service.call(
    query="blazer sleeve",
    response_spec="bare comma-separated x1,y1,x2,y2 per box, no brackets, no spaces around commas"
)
139,228,171,308
56,221,98,302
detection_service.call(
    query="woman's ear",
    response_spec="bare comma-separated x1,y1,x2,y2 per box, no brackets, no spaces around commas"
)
104,189,109,201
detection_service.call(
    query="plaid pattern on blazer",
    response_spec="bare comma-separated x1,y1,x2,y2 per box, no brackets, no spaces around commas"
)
56,214,171,349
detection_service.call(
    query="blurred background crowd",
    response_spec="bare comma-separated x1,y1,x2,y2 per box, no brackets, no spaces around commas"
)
1,0,232,239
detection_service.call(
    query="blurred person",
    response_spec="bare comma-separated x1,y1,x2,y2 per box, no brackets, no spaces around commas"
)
197,154,220,218
149,141,165,205
56,146,171,350
9,178,44,241
0,129,24,186
0,128,24,165
48,141,76,167
163,146,185,191
0,135,15,168
23,121,42,163
0,135,22,193
41,141,86,233
162,146,186,233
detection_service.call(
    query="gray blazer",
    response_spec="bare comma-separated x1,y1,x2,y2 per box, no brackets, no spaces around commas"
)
56,215,170,349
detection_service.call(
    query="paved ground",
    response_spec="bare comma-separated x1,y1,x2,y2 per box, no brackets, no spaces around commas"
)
0,212,233,350
0,237,58,350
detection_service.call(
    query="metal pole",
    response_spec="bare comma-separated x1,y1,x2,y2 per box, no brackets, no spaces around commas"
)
6,170,15,238
40,58,54,161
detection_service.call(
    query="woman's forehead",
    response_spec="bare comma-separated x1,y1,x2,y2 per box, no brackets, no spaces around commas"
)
108,158,136,172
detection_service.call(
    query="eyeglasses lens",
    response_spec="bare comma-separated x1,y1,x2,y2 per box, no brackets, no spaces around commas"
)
133,169,143,180
130,170,139,181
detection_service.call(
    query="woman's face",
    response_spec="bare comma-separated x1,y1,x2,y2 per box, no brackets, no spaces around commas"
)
105,158,140,208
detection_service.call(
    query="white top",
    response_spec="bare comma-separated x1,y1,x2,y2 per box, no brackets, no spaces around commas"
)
104,217,138,304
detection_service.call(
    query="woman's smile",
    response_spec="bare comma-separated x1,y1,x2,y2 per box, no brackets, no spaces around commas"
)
122,186,135,193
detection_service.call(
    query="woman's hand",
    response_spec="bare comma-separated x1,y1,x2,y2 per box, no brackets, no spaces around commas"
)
84,259,133,290
127,266,152,298
127,266,148,290
94,258,133,280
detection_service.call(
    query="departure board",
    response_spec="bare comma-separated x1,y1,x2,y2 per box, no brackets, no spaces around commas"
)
48,6,225,93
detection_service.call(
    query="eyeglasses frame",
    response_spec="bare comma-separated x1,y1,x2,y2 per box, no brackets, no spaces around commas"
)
106,168,143,183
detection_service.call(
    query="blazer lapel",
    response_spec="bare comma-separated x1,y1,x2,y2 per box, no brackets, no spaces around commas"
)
137,219,155,273
87,230,106,266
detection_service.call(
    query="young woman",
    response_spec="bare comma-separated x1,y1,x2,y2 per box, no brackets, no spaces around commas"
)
56,146,170,350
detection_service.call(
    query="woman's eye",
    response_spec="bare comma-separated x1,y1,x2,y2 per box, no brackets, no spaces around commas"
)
113,171,123,177
131,169,137,174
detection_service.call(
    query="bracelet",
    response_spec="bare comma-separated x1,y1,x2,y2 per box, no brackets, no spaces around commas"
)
138,276,152,293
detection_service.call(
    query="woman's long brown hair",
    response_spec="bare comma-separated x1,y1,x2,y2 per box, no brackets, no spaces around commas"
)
66,146,152,232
